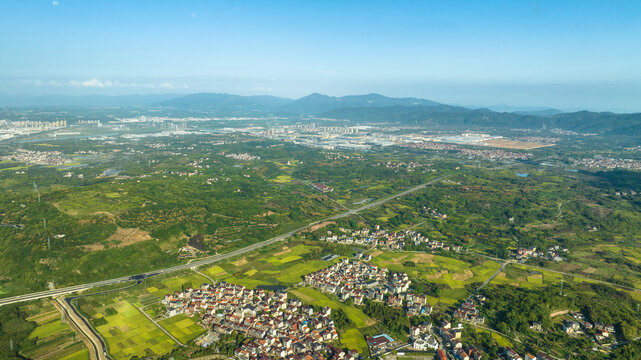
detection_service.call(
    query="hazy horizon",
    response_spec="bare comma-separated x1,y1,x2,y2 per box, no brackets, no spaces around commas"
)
1,0,640,112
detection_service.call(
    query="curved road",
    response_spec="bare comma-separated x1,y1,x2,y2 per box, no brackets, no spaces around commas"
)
54,297,110,360
0,175,448,307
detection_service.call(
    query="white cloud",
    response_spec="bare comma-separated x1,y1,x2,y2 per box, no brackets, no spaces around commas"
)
52,0,59,6
65,78,186,89
26,78,188,90
82,79,107,87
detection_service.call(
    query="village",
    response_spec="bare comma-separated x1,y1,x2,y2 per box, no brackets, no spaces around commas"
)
510,245,569,262
162,282,358,360
159,225,606,360
320,226,462,253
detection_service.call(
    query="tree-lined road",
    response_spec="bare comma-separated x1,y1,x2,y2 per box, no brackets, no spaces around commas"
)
0,175,449,307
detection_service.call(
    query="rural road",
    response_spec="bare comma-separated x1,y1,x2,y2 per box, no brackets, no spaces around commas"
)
472,260,512,295
0,175,449,307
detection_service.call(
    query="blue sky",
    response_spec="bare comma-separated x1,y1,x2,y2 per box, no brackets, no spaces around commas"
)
1,0,640,111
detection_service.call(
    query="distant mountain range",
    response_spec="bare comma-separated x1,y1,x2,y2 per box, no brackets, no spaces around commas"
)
2,92,640,136
156,92,443,114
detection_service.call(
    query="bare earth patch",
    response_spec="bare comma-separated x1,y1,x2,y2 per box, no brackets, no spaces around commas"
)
233,257,248,267
560,263,580,272
106,227,152,247
307,221,336,232
78,227,151,251
80,243,105,251
583,266,598,274
370,250,383,258
410,253,434,264
426,270,447,280
274,247,291,256
481,139,555,150
452,269,474,281
550,310,570,318
390,254,410,265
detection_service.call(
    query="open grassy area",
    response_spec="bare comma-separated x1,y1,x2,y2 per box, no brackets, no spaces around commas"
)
162,272,210,293
52,187,146,217
272,174,294,183
158,314,205,343
289,287,374,328
275,260,332,283
203,265,228,279
340,328,368,354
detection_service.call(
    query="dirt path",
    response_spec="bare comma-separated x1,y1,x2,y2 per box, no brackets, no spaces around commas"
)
472,260,512,296
192,267,215,283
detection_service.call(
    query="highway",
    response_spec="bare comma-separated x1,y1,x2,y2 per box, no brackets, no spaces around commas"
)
0,175,448,307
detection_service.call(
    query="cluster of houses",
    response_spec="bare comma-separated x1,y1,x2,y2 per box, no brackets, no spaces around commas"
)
435,320,484,360
510,246,568,262
221,152,261,161
374,161,432,172
320,227,461,252
178,244,202,259
162,282,360,360
501,348,554,360
453,295,486,325
304,259,410,303
571,156,641,171
563,311,615,343
305,259,436,321
432,322,557,360
410,323,438,351
423,206,448,220
614,190,638,197
311,182,334,193
2,148,71,166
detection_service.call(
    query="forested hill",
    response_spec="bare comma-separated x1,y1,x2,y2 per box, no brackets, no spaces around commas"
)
158,92,641,135
321,105,641,135
157,92,443,114
279,93,442,114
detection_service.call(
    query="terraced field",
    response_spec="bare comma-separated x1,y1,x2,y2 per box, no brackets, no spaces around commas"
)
490,264,563,289
19,300,90,360
370,251,501,304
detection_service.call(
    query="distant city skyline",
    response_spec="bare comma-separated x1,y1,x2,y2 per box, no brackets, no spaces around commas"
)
1,0,640,112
